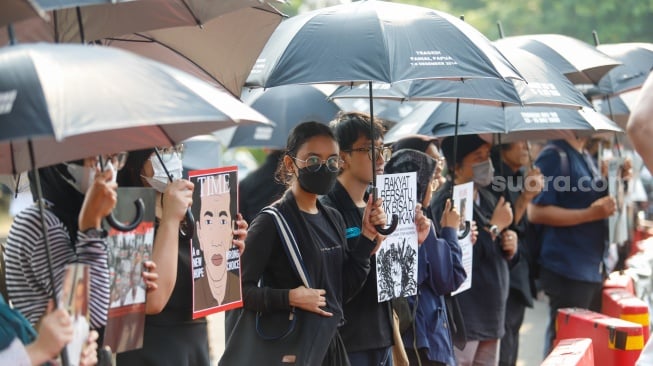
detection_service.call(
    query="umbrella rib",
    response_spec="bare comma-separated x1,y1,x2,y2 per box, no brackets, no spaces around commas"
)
180,0,202,27
115,34,238,99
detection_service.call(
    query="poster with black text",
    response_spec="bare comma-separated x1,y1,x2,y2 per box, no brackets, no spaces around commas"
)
375,172,418,302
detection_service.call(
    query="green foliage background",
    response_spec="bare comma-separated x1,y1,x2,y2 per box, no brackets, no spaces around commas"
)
279,0,653,45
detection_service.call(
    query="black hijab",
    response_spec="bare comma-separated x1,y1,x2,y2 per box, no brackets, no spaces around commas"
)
28,163,85,244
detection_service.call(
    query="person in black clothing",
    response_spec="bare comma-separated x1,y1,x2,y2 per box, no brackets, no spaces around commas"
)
321,112,395,366
238,149,286,223
490,142,543,366
226,121,388,365
430,134,518,366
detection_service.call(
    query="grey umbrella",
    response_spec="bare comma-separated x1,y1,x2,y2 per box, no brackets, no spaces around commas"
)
2,0,284,43
245,0,524,234
0,42,269,366
1,1,285,97
228,84,341,149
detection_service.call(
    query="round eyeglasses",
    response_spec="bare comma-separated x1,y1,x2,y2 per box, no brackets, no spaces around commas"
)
292,155,342,173
344,146,392,161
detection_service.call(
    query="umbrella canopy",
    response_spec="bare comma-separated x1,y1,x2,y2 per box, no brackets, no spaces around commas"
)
592,89,640,128
495,34,621,85
246,0,523,88
99,5,284,96
595,43,653,96
227,84,342,149
1,0,48,27
385,101,622,143
330,47,592,109
1,2,285,97
2,0,284,44
0,43,270,174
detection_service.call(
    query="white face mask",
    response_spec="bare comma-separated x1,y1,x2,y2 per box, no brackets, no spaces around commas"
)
143,152,183,193
472,159,495,187
63,160,116,194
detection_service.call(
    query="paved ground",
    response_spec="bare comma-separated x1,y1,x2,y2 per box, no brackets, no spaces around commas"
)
208,296,550,365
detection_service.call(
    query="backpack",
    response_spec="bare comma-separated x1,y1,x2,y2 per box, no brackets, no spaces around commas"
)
525,144,569,280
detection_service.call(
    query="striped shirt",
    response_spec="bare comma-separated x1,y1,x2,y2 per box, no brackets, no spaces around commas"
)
4,206,110,329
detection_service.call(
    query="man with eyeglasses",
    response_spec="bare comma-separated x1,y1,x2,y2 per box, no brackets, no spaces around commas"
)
320,112,394,366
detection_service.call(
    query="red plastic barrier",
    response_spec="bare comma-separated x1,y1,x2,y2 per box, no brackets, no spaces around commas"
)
604,271,636,296
556,308,644,366
542,338,594,366
602,288,650,342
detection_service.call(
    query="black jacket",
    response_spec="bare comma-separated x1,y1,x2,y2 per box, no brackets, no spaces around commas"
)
490,159,535,307
320,181,394,353
241,189,376,333
430,181,514,340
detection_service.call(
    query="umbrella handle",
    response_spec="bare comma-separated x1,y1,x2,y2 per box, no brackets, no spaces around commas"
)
458,220,471,240
375,215,399,236
105,199,145,232
179,209,195,240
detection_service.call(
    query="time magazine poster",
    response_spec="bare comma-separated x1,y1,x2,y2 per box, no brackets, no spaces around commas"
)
189,166,243,319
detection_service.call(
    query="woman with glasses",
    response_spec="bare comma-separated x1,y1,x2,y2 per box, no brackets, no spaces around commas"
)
4,153,156,364
221,121,388,365
115,147,247,366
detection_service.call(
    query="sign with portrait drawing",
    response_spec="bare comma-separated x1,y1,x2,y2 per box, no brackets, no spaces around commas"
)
189,166,243,319
375,171,418,302
103,187,155,353
451,182,473,295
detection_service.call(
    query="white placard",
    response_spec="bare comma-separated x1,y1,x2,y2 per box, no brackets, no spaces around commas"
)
452,182,474,295
375,172,419,302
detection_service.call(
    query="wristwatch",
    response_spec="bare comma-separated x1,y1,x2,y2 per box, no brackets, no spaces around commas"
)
82,227,108,238
486,224,500,238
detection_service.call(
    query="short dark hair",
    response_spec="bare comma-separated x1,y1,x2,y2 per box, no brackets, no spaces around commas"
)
275,121,337,186
329,112,385,151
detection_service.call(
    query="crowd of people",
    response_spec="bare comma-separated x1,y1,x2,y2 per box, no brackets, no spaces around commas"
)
2,71,653,365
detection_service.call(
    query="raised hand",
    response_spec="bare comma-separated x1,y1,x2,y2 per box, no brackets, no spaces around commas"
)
490,196,513,232
440,199,461,230
414,204,432,245
161,179,194,224
232,213,248,255
79,167,118,231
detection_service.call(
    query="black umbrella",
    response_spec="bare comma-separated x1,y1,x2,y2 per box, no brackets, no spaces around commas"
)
388,102,622,142
246,0,524,234
595,43,653,97
495,33,621,85
330,47,592,109
228,84,342,148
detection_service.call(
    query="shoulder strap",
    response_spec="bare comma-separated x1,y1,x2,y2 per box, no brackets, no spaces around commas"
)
541,144,570,177
261,206,312,288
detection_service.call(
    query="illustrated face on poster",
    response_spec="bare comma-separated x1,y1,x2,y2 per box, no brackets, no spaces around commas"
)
196,177,233,304
190,166,243,318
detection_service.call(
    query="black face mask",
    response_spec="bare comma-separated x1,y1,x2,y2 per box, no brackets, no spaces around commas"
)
297,165,338,195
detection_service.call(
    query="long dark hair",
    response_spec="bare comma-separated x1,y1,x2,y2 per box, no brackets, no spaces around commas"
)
117,148,155,187
274,121,337,187
28,164,85,244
